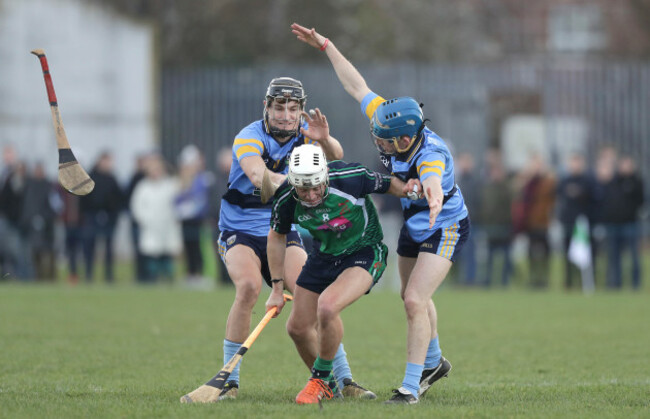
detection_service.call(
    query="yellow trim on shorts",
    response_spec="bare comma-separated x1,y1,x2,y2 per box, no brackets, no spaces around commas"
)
439,223,459,259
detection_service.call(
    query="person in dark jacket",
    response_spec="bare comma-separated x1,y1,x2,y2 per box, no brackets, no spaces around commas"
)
602,155,644,289
79,151,124,283
21,163,62,280
556,153,596,289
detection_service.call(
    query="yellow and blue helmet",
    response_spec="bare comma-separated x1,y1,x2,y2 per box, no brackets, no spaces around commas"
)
370,97,424,155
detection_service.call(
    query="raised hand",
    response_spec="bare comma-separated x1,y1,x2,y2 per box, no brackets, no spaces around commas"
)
291,23,328,50
300,108,330,144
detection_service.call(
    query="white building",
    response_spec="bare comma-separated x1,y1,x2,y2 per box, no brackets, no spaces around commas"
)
0,0,157,183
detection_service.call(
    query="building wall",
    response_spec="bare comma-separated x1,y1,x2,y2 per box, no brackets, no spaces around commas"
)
0,0,157,183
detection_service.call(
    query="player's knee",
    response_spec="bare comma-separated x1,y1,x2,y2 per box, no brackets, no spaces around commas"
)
286,317,309,340
234,280,261,306
403,292,427,318
316,298,339,324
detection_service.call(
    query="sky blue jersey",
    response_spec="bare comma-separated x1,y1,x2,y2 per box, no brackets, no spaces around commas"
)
361,91,468,242
218,119,314,236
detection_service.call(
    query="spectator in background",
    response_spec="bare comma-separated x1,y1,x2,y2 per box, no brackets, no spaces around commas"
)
125,154,149,282
174,144,215,289
591,146,618,282
59,183,82,284
0,160,32,279
213,147,233,286
603,155,644,289
80,151,124,283
455,152,480,286
477,150,513,287
514,154,556,288
556,153,595,290
131,154,182,283
21,162,62,280
0,145,19,279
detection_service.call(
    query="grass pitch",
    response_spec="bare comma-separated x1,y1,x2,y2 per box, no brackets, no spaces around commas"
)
0,284,648,418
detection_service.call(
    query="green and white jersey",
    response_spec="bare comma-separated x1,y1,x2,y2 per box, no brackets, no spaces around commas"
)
270,160,392,257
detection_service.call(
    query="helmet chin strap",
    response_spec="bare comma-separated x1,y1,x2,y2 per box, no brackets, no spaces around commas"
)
396,120,428,159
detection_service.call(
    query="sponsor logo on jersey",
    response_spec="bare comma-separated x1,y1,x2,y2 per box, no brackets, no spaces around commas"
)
298,214,312,222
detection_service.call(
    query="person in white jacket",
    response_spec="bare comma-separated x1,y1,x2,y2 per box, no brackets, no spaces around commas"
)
130,154,182,283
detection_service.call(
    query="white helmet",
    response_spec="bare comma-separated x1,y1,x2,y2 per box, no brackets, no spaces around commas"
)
288,144,328,188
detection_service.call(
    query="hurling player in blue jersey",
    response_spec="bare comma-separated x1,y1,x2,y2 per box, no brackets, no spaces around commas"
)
292,24,471,404
212,77,375,401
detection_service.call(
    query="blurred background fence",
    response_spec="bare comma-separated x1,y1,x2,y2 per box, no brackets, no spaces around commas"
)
161,60,650,233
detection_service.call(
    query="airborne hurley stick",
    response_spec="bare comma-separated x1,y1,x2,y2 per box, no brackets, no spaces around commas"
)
31,48,94,196
180,294,293,403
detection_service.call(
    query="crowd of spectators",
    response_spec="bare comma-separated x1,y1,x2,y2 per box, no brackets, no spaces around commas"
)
0,144,233,288
445,146,645,291
0,143,645,291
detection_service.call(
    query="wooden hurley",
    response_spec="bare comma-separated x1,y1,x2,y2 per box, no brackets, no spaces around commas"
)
31,48,94,196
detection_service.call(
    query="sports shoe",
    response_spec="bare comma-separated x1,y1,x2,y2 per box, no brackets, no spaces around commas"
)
385,387,418,405
419,356,452,397
218,381,238,400
295,378,334,404
341,378,377,399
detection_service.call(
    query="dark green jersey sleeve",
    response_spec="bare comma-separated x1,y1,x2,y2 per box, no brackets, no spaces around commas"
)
270,180,297,235
327,160,392,197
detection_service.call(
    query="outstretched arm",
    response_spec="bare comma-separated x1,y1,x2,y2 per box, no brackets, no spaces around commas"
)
387,177,423,198
292,23,371,104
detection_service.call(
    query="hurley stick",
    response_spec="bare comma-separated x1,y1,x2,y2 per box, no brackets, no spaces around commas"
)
180,294,293,403
31,48,94,195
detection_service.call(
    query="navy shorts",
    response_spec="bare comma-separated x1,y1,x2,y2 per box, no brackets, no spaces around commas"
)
296,243,388,295
397,216,471,262
218,230,304,286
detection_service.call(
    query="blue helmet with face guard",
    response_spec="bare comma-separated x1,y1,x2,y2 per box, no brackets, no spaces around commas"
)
370,97,424,155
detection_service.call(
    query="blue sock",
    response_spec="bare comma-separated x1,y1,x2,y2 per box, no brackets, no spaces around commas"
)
402,362,423,398
424,336,442,369
223,339,242,384
332,343,352,388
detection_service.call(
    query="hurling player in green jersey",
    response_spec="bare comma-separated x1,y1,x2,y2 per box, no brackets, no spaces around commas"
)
265,144,423,404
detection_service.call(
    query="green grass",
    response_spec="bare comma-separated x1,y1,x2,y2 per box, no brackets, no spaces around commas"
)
1,284,648,418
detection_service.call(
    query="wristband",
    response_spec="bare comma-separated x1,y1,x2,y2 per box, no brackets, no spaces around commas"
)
271,278,284,284
320,38,329,51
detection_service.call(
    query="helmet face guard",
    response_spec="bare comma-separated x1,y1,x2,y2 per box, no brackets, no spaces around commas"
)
288,144,329,207
370,97,424,155
264,77,307,139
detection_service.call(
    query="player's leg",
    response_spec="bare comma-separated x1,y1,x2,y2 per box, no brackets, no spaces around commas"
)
220,243,264,398
286,284,319,366
388,219,470,404
295,266,375,405
312,266,373,379
284,237,361,396
387,253,450,404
